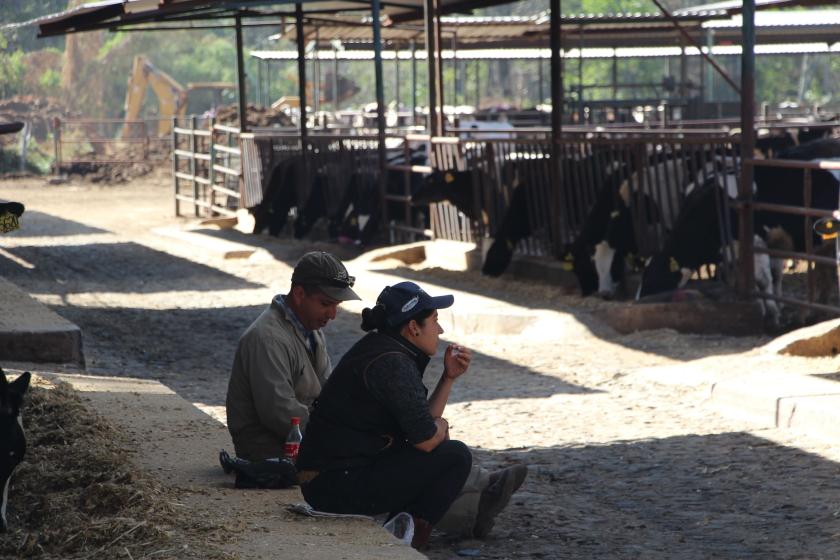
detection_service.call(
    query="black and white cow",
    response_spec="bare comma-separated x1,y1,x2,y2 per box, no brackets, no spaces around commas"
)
412,154,635,282
1,370,30,532
634,177,792,324
635,138,840,323
777,136,840,161
329,147,430,246
587,152,700,297
410,164,531,277
251,156,304,236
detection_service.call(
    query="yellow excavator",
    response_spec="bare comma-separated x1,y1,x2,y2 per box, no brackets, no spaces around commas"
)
123,55,234,138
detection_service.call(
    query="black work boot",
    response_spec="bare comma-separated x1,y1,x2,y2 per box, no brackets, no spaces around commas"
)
473,464,528,538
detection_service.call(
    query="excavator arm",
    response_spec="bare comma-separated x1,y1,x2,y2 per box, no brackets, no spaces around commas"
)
123,55,188,138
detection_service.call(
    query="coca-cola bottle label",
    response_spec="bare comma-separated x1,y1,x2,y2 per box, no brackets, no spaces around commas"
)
284,442,300,461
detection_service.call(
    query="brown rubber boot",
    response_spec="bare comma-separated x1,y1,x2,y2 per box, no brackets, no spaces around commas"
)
411,517,434,550
473,464,528,538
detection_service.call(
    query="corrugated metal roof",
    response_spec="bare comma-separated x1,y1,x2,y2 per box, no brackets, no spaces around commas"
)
30,0,520,37
271,7,840,50
706,9,840,28
252,41,840,61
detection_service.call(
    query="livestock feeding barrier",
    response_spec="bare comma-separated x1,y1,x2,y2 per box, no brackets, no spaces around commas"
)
169,118,840,317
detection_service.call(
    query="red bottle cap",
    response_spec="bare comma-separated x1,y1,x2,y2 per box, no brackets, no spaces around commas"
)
291,417,300,425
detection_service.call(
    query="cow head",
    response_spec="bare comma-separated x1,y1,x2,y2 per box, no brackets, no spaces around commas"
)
412,170,477,220
1,370,30,532
636,254,688,299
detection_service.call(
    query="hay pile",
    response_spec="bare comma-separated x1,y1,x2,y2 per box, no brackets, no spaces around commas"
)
0,380,228,559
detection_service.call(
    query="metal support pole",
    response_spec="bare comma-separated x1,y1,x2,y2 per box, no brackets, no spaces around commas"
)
739,0,756,297
314,28,321,116
372,0,389,238
577,26,584,123
550,0,562,141
475,59,480,108
411,40,418,126
550,0,565,257
265,59,271,106
436,23,445,131
295,4,309,178
234,15,248,132
538,57,544,104
705,29,714,102
452,34,458,110
679,41,687,99
424,0,441,135
333,47,340,111
612,52,618,99
394,43,401,110
257,58,263,106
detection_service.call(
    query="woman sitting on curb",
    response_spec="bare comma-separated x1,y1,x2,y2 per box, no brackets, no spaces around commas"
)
296,281,486,549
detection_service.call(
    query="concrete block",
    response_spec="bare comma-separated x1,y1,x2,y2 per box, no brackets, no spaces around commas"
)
777,394,840,440
710,371,840,428
0,277,83,364
602,300,765,336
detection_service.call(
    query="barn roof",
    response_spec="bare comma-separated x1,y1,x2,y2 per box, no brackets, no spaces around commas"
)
265,7,840,50
30,0,520,38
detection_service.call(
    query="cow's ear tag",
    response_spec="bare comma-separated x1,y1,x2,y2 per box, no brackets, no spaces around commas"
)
444,172,454,184
669,257,680,273
814,217,838,240
0,212,20,233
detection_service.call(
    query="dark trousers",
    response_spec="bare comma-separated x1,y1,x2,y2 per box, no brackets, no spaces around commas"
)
301,439,472,525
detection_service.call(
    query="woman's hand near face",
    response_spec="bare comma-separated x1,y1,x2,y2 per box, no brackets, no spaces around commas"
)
443,344,471,380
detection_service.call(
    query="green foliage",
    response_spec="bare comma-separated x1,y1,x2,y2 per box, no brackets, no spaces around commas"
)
0,49,26,98
98,32,128,60
0,138,53,175
38,68,61,96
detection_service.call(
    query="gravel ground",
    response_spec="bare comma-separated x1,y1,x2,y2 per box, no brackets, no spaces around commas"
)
3,173,840,559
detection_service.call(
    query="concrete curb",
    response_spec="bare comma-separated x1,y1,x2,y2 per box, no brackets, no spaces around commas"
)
709,366,840,440
0,277,83,364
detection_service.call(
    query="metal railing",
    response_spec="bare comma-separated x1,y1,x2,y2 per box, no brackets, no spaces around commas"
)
172,117,241,218
54,117,172,171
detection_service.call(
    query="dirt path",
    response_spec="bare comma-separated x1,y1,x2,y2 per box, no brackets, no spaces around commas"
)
3,174,840,559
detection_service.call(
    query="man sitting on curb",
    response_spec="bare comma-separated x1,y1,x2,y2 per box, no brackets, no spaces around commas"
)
224,251,526,539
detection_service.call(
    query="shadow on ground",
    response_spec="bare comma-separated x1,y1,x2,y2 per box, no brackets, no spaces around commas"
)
4,210,108,237
47,302,597,408
0,242,262,293
428,432,840,559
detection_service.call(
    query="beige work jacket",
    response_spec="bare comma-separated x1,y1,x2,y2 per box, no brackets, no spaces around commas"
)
226,296,331,460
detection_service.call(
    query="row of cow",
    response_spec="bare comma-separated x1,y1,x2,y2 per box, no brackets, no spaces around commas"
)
410,135,840,324
251,144,428,245
245,130,840,322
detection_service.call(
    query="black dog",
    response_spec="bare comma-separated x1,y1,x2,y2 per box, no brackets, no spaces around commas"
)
1,370,31,532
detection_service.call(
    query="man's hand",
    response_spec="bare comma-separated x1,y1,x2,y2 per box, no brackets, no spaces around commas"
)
443,344,471,380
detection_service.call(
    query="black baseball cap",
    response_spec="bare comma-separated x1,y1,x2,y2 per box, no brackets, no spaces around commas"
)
291,251,360,301
377,281,454,327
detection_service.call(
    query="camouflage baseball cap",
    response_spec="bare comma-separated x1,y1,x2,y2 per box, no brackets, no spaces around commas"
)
291,251,360,301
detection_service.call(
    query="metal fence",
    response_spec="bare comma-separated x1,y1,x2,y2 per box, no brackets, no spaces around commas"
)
54,117,172,171
167,117,840,316
172,117,241,217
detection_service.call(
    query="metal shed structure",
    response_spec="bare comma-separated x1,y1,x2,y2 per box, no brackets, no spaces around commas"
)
34,0,840,318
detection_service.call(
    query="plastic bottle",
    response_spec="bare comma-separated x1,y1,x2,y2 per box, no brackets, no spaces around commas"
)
284,417,303,462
